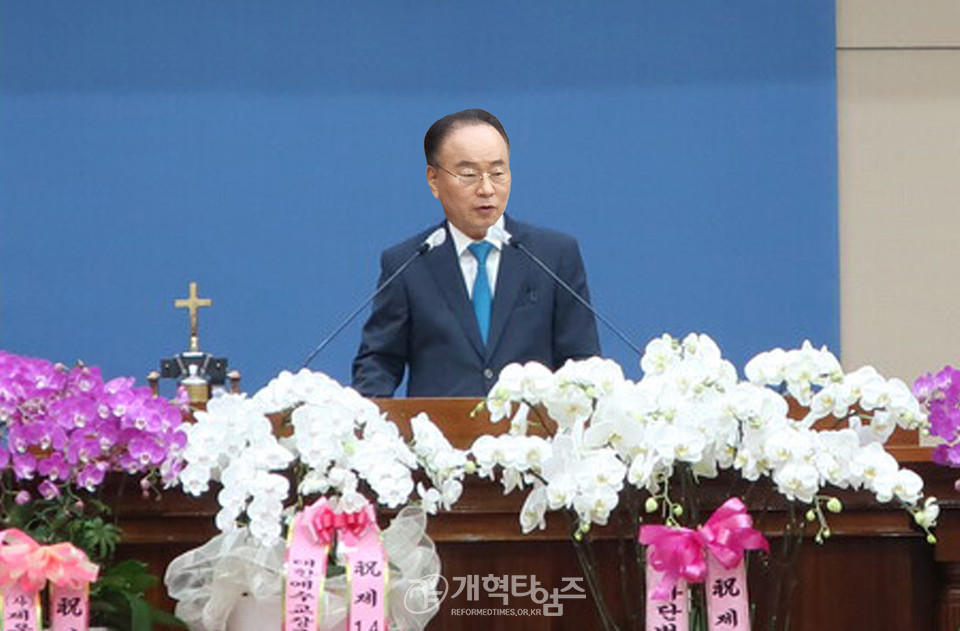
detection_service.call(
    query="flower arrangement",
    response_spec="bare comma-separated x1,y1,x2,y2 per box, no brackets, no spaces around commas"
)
177,368,468,546
0,351,187,498
470,334,938,630
914,365,960,469
170,368,467,630
0,350,189,630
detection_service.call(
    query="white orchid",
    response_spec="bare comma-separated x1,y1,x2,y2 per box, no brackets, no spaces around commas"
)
177,369,462,545
640,334,679,376
471,333,938,540
520,484,548,533
178,394,295,544
914,496,940,532
488,361,557,412
772,460,820,503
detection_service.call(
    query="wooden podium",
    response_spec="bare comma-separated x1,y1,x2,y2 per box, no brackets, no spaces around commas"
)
112,398,960,630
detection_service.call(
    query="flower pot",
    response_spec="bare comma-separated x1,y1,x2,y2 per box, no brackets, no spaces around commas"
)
225,594,283,631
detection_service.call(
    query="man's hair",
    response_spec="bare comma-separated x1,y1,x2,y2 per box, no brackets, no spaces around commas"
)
424,109,510,166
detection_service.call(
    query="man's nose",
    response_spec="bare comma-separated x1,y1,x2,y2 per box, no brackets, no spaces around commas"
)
477,174,495,195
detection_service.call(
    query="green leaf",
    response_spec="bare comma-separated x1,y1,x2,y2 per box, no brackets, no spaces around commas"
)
98,559,158,594
123,592,153,631
151,607,188,628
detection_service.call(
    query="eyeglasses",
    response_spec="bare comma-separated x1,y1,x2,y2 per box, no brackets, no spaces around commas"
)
435,164,511,187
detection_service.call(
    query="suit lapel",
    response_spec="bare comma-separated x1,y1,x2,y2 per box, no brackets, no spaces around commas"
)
486,217,526,359
424,224,486,359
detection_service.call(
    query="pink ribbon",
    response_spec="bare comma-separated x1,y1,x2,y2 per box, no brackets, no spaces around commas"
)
302,498,339,545
639,525,706,600
303,499,375,547
0,529,98,631
285,499,385,631
696,497,770,569
335,506,375,546
644,548,690,631
639,498,768,600
0,529,98,592
0,529,46,593
285,507,330,631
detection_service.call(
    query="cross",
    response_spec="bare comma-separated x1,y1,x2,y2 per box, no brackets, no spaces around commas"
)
174,282,212,352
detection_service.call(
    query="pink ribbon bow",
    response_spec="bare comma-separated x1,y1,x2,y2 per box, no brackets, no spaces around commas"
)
695,497,770,569
33,542,100,589
639,497,768,600
639,525,706,600
0,529,99,592
0,529,46,592
334,506,375,546
302,498,376,547
303,498,338,545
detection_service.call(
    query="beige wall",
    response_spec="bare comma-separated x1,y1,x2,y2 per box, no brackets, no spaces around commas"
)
837,0,960,381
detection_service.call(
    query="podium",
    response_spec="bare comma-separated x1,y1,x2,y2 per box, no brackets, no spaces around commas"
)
112,398,960,630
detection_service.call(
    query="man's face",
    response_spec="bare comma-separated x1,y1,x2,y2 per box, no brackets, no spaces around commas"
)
426,123,511,240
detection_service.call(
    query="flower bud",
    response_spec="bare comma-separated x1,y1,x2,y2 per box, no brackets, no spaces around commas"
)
826,498,842,513
465,461,477,475
927,534,938,545
14,490,30,505
644,497,659,513
672,505,683,517
805,509,816,522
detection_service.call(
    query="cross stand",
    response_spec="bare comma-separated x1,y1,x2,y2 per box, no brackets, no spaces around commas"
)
151,282,236,406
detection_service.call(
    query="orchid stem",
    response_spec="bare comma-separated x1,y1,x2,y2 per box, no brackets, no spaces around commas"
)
568,512,622,631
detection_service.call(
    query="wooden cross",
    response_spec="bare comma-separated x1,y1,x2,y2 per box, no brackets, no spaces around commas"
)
174,282,212,352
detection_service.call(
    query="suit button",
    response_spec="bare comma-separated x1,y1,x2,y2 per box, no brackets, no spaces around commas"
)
483,368,494,380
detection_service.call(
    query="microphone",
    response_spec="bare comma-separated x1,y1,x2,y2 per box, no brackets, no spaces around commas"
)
301,227,447,368
489,225,644,357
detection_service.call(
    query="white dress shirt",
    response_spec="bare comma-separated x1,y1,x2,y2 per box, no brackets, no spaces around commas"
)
447,216,505,299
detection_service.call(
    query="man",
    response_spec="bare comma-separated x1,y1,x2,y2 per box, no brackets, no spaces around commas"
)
352,109,600,397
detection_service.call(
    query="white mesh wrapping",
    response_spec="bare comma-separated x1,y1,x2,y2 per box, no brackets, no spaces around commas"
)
165,507,440,631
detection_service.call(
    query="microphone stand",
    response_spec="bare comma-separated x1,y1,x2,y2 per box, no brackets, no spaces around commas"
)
301,241,430,369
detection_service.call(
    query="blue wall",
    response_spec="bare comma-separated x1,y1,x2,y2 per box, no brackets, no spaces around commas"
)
0,1,838,392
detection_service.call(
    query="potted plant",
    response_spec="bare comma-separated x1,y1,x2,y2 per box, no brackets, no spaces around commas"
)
0,350,188,630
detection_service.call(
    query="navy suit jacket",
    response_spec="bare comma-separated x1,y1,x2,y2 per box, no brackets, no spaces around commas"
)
351,216,601,397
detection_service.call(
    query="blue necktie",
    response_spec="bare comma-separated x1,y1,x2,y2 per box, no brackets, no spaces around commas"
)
468,241,494,344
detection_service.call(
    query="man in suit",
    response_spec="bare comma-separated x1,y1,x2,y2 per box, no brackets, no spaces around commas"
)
352,109,600,397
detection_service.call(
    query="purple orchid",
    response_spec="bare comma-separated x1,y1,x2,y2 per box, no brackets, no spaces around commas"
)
0,350,187,499
38,479,60,500
37,452,70,481
12,452,37,479
77,462,108,491
915,366,960,471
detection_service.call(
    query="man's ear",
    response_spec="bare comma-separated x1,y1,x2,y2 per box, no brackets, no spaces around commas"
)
426,165,441,200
